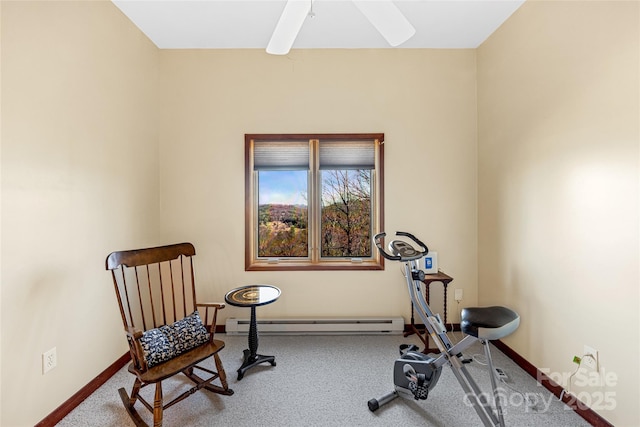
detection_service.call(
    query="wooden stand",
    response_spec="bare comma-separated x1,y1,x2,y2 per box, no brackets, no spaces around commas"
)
404,271,453,353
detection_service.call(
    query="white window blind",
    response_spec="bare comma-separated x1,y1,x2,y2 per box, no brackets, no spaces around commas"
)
253,140,309,170
319,140,375,170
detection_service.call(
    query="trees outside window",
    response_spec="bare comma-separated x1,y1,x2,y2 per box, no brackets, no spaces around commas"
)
320,169,372,258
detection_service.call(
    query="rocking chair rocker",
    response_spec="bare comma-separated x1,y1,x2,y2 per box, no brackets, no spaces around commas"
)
106,242,233,427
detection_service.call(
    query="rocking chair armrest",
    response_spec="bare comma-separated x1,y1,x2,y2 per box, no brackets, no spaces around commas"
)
195,303,226,340
125,327,148,372
196,302,226,310
125,327,144,340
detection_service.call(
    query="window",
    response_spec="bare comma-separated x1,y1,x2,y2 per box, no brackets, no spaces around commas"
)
245,133,384,271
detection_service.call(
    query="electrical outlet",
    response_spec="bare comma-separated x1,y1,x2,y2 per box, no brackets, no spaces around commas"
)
583,345,598,370
43,347,57,374
454,289,463,301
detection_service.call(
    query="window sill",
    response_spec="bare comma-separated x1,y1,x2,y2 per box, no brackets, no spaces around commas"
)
245,259,384,271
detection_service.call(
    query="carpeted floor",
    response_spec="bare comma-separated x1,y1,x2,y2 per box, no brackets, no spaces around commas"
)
57,333,590,426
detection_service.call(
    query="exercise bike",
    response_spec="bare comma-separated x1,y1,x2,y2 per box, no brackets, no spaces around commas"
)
368,232,520,427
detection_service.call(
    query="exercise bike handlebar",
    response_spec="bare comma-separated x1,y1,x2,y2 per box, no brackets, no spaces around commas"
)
373,231,429,262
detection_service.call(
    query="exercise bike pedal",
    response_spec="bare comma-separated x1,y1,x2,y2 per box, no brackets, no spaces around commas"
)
456,352,473,364
399,344,419,356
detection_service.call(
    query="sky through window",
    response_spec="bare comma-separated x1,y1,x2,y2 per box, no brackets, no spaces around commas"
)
258,170,308,205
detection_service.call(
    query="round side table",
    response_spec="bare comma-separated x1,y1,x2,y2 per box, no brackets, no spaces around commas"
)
225,284,281,380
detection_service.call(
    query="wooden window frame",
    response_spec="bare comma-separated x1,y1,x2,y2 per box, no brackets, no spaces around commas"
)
245,133,385,271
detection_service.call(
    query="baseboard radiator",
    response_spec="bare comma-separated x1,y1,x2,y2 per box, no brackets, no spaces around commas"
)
225,317,404,335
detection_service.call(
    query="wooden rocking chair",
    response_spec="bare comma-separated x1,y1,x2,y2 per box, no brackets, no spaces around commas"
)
106,243,233,427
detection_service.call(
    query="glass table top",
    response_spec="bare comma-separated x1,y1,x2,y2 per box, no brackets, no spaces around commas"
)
225,284,281,307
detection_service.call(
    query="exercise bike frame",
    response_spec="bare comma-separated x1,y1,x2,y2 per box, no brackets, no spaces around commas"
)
373,232,507,427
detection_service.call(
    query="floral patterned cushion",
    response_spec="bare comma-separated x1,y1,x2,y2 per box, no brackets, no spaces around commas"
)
139,311,210,368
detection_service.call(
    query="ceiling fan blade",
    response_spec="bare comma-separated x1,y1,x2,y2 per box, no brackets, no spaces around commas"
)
353,0,416,47
267,0,311,55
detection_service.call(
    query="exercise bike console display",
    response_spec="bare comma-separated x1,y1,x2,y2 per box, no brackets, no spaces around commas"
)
368,231,521,427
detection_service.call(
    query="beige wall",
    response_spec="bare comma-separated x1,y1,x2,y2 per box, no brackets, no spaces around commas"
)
1,1,160,425
157,49,479,324
477,1,639,425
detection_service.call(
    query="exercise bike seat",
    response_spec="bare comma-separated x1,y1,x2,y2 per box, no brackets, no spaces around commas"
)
460,306,520,340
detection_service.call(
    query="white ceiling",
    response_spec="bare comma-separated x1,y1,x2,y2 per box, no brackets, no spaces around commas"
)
112,0,526,50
